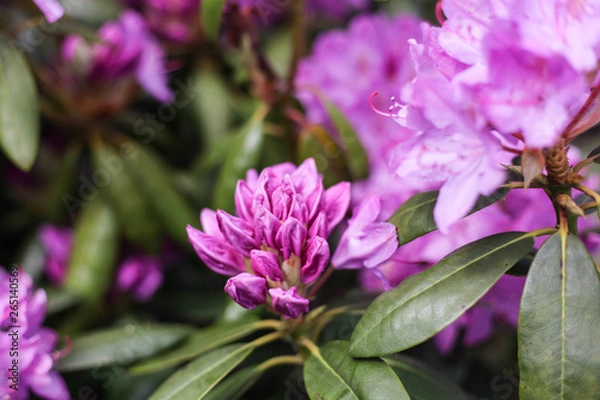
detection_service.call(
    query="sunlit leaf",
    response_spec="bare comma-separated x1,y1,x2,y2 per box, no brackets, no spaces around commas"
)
350,232,534,357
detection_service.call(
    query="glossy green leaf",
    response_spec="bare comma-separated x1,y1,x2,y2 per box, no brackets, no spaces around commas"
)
201,0,227,41
321,97,369,181
64,196,119,307
383,355,469,400
213,107,265,213
304,340,409,400
130,318,262,375
92,142,160,252
350,232,534,357
124,141,197,246
0,38,39,171
203,365,262,400
148,343,254,400
388,188,509,246
518,233,600,399
56,323,192,372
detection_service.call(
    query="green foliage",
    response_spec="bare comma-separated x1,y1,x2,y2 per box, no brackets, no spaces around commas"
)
303,340,409,400
148,343,255,400
0,37,39,170
350,232,534,356
56,323,192,372
518,233,600,399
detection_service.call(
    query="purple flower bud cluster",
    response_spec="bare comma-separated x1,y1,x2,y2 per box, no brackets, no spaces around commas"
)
0,269,69,400
187,158,351,318
57,11,173,105
38,225,167,302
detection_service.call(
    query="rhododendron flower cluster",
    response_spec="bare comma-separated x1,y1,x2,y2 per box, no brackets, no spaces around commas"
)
0,268,68,400
187,158,353,318
56,11,173,105
380,0,600,230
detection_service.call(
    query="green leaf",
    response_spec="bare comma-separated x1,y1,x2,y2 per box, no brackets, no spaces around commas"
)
201,0,227,41
124,141,197,246
148,343,254,400
388,188,509,246
213,107,265,213
0,37,39,171
203,365,262,400
56,323,192,372
64,195,119,307
388,191,438,246
45,287,80,315
130,318,262,375
350,232,534,357
321,97,369,181
304,340,409,400
518,233,600,399
383,355,469,400
92,142,160,252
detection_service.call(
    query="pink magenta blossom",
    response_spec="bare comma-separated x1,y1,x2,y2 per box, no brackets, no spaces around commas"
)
38,225,73,286
0,268,69,400
33,0,64,23
116,255,166,302
332,195,397,270
187,158,351,318
296,14,434,217
58,11,173,103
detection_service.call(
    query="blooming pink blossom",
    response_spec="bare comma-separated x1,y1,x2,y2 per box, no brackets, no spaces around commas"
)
0,268,69,400
58,11,173,103
187,158,351,318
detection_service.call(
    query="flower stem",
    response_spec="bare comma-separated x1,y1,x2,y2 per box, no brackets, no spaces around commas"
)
257,355,304,372
306,265,334,299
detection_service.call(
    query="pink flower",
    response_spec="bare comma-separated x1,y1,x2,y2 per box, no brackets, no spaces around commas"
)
187,158,351,318
116,255,165,302
38,225,73,286
332,195,397,269
33,0,64,23
59,11,173,103
225,273,267,309
0,268,69,400
269,287,310,319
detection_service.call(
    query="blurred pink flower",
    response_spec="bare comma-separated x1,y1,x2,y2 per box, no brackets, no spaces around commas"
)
33,0,64,23
0,268,69,400
116,255,165,302
38,225,72,286
59,11,173,103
